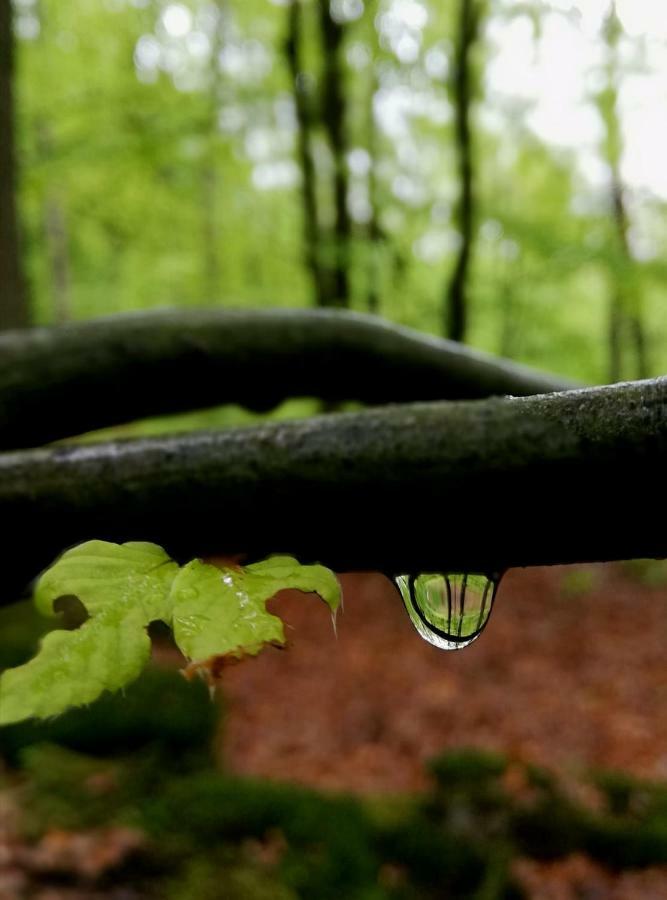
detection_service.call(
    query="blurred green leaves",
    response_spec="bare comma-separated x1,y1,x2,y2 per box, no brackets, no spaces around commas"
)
12,0,667,388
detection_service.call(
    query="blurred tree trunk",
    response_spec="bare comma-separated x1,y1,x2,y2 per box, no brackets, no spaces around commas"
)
366,66,382,315
444,0,484,342
201,166,220,300
286,1,352,310
285,0,328,307
0,0,29,330
609,177,647,380
599,4,647,382
44,196,70,323
499,273,519,359
37,124,71,324
200,0,226,302
316,0,351,309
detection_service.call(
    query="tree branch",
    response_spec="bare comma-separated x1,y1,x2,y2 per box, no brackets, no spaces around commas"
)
1,377,664,604
0,308,577,450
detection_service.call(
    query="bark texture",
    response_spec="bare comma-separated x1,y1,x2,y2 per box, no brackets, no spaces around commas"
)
0,307,578,449
0,377,665,603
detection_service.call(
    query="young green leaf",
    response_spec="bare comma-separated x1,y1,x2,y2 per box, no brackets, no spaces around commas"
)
0,543,341,725
244,555,342,616
171,555,341,665
34,540,179,621
1,541,176,724
0,605,150,724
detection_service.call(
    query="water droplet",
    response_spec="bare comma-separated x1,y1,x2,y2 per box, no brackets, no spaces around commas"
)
395,572,502,650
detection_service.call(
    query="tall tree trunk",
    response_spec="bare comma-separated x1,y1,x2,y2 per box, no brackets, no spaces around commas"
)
200,1,225,302
607,177,627,383
316,0,351,309
601,4,647,381
45,196,71,324
285,0,328,307
0,0,29,330
366,67,382,315
37,122,71,324
499,273,518,359
610,175,647,379
200,166,220,301
444,0,482,342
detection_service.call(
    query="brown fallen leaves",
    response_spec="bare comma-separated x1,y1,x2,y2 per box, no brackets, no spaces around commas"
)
0,785,143,899
219,564,667,791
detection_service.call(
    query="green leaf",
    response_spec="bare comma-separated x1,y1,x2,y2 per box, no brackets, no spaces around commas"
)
1,541,176,724
0,543,341,724
34,540,179,621
170,560,285,664
244,555,342,616
171,555,341,665
0,605,150,725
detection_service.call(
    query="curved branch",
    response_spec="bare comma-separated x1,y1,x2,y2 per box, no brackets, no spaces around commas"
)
1,377,664,603
0,308,578,450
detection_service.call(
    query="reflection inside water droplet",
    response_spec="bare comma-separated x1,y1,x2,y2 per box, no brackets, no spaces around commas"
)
395,572,502,650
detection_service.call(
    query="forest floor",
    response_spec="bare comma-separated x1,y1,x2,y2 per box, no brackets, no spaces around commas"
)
222,563,667,791
2,562,667,899
218,562,667,898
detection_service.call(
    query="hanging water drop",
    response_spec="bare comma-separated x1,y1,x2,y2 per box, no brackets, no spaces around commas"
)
395,572,502,650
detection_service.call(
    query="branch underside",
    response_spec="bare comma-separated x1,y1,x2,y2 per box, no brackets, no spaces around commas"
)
0,308,578,450
1,377,665,604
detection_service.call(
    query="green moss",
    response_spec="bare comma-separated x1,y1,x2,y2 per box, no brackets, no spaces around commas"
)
7,737,667,899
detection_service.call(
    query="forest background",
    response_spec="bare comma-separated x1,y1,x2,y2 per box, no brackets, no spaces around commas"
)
2,1,667,898
4,0,667,389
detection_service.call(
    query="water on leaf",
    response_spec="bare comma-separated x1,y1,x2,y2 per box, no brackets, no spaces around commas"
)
395,572,501,650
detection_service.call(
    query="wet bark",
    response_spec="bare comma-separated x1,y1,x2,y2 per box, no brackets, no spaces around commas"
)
0,377,664,601
0,307,579,449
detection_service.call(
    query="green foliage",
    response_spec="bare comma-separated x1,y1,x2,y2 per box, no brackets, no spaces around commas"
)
620,558,667,587
172,555,340,662
0,666,216,765
427,748,667,871
0,541,340,725
166,857,298,900
12,0,667,386
0,599,52,671
8,732,667,899
559,566,599,598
